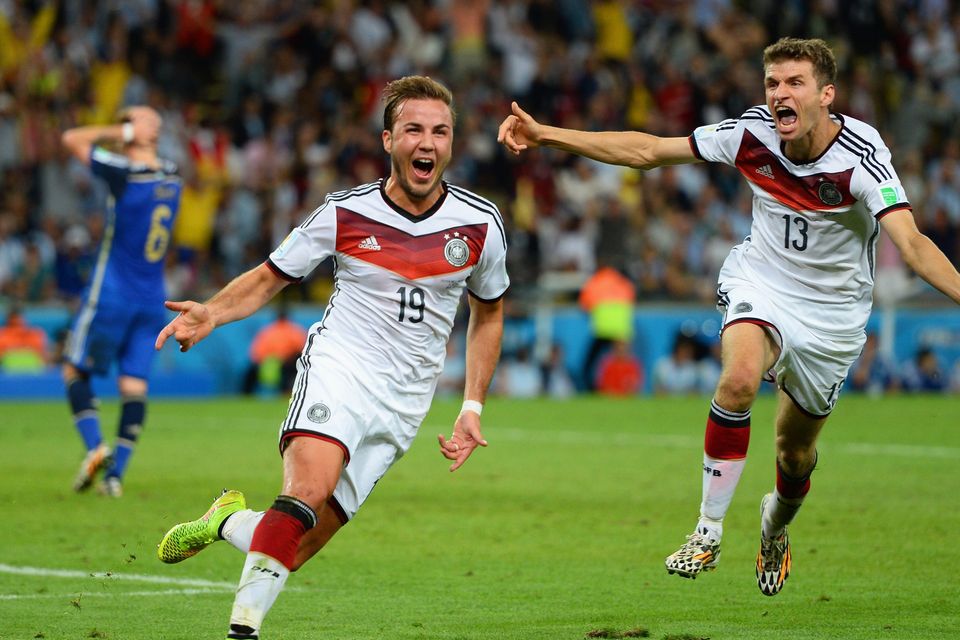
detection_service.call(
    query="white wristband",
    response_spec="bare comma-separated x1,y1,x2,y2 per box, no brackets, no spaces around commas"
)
460,400,483,416
122,122,134,143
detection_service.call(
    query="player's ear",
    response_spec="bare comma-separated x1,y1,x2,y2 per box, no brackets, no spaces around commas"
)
382,129,392,153
820,83,835,108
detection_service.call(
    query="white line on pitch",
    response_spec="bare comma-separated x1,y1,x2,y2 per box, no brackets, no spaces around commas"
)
467,426,960,459
0,563,234,588
0,588,230,601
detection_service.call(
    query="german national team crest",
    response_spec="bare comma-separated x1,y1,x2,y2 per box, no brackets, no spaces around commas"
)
818,181,843,206
307,403,331,423
444,235,470,267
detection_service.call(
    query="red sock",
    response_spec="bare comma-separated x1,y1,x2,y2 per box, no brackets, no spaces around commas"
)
776,463,811,500
249,508,307,570
704,400,750,459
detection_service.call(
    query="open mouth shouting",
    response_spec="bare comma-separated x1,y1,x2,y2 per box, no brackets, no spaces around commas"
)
412,157,435,181
774,105,798,135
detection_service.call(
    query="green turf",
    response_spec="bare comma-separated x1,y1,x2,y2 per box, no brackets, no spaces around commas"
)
1,395,958,639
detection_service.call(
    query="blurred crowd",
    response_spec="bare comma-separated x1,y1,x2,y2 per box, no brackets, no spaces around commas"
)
1,0,960,392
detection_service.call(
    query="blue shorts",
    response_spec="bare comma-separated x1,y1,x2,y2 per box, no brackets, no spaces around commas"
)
65,297,167,380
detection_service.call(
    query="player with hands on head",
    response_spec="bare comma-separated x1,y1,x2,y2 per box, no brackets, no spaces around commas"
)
60,105,181,498
156,75,508,640
499,37,960,596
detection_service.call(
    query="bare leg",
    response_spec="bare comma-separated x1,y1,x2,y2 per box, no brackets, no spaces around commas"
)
228,438,344,639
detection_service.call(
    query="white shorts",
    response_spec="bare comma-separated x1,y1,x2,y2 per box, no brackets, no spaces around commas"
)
277,346,422,522
718,277,865,417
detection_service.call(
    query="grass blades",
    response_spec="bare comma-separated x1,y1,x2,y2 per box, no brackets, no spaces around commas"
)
0,395,958,639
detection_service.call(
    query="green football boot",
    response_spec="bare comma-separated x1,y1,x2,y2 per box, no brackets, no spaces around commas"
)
157,489,246,564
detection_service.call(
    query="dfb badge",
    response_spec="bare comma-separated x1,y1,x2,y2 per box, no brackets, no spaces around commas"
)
444,237,470,267
307,403,331,424
818,181,842,206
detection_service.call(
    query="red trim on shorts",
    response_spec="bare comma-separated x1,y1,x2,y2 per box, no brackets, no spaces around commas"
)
721,317,777,333
279,430,351,465
327,496,349,525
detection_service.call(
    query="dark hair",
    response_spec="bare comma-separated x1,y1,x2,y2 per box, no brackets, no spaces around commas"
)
763,37,837,88
382,76,455,132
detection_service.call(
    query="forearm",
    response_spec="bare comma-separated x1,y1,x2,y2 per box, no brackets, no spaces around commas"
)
61,124,126,157
205,263,288,328
462,298,503,403
903,236,960,304
538,127,684,170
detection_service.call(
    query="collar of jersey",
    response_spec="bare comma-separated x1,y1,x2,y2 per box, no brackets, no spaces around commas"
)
778,112,845,167
379,178,448,223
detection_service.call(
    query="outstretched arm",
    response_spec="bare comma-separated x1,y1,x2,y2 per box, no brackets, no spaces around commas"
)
438,295,503,472
497,101,698,170
882,209,960,304
156,262,290,352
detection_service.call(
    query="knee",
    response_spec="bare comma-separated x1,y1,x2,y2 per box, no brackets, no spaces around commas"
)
776,441,816,477
282,485,330,515
118,376,148,397
715,370,761,410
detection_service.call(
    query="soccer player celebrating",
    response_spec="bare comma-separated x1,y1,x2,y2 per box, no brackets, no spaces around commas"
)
156,76,508,639
61,106,182,498
498,37,960,596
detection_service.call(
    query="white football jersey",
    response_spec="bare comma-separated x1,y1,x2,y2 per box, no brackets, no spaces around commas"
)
268,180,509,410
691,106,911,336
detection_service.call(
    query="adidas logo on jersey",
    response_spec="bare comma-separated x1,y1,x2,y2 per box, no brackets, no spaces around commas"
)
358,235,381,251
756,164,775,179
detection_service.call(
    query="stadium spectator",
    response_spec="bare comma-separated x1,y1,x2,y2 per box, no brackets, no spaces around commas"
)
154,76,508,640
848,332,901,395
0,1,956,318
496,346,543,398
60,105,183,499
652,332,703,396
241,305,307,396
1,1,960,404
540,342,576,399
578,261,636,390
498,37,960,597
595,339,643,396
53,224,95,304
0,304,47,372
9,240,54,302
901,346,949,392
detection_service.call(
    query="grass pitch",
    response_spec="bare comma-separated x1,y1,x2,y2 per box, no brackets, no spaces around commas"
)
1,394,958,639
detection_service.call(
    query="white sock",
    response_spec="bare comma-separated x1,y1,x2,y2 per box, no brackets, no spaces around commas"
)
229,552,289,636
221,510,264,553
698,453,747,542
762,489,804,539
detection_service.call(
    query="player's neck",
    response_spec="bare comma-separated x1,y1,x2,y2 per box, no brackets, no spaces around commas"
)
782,116,840,164
383,176,443,216
126,145,159,168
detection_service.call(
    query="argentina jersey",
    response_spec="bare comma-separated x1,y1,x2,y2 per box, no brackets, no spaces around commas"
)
87,146,182,306
64,147,182,377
